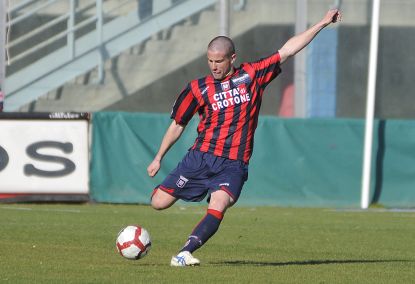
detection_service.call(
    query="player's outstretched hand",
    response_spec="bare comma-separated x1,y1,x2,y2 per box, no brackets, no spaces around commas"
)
147,159,161,177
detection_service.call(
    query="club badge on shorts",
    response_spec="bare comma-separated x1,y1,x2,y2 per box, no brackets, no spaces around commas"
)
176,175,189,188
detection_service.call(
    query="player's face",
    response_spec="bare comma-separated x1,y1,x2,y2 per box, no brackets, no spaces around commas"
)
207,49,236,80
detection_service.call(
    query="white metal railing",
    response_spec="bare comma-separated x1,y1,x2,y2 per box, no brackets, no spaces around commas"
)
9,0,59,26
4,0,219,111
6,0,140,77
6,0,244,80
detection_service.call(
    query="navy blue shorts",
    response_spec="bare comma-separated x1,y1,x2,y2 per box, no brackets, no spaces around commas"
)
157,150,248,202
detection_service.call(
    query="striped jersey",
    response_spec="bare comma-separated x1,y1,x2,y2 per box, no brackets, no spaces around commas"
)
171,51,282,163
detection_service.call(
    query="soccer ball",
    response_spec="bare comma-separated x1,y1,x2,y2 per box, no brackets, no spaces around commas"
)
116,225,151,260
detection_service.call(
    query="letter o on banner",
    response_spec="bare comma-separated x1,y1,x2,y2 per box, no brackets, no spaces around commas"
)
0,146,9,172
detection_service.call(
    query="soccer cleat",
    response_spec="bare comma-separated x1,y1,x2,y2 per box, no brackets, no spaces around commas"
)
170,251,200,267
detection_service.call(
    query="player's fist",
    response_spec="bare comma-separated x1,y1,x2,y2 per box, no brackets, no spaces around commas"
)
323,9,341,26
330,9,341,23
147,159,161,177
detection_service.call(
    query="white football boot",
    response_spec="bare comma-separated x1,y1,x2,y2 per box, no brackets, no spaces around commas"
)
170,251,200,267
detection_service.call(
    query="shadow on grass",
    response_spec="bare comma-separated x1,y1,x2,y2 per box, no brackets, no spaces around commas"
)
211,259,413,267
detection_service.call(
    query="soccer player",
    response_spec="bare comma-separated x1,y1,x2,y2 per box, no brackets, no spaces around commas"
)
147,9,341,266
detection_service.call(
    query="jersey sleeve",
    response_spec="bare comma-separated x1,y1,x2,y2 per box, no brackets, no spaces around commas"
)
170,83,200,125
249,51,282,87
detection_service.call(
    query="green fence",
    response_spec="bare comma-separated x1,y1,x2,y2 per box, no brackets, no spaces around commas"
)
90,112,415,207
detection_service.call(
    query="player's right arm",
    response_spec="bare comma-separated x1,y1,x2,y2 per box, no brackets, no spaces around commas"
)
278,9,341,64
148,82,198,177
147,120,185,177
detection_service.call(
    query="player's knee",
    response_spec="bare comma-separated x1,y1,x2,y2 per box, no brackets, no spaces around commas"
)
151,199,165,210
150,195,165,210
151,189,176,210
209,190,234,212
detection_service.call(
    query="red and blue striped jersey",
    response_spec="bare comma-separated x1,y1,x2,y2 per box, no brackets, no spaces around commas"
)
171,51,281,163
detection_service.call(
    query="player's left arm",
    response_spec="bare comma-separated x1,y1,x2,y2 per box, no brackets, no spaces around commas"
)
278,9,341,64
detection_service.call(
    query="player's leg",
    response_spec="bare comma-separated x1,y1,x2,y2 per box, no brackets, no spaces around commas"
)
171,157,248,266
151,188,177,210
170,190,234,267
181,190,232,251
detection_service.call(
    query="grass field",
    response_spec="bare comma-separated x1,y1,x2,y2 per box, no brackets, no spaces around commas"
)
1,203,414,283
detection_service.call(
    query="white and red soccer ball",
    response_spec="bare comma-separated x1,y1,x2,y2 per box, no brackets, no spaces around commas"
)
116,225,151,260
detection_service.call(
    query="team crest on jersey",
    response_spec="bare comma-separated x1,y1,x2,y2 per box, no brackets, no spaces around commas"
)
176,175,189,188
221,81,230,91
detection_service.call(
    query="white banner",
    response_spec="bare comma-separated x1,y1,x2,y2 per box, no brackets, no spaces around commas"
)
0,120,89,193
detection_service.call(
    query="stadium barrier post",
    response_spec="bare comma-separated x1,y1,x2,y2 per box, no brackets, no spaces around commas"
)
294,0,308,118
219,0,230,36
361,0,380,209
0,0,6,111
68,0,76,59
96,0,104,84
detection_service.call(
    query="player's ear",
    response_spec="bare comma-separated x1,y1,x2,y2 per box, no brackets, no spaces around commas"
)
230,53,236,64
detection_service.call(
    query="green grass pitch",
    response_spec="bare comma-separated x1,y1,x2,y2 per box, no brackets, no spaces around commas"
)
1,204,414,283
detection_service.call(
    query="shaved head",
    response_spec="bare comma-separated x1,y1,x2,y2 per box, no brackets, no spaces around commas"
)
207,36,236,80
207,36,235,58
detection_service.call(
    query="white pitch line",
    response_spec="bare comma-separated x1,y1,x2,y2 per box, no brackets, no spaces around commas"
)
327,208,415,213
0,206,81,213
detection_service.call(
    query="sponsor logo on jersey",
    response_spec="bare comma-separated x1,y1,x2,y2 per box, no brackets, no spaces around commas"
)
231,73,251,85
201,86,209,95
211,86,250,111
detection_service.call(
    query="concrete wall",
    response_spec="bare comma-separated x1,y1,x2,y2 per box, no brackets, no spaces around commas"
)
337,26,415,118
105,25,294,116
107,23,415,119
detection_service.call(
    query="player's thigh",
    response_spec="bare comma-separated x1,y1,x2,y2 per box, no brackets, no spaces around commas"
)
151,188,177,210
